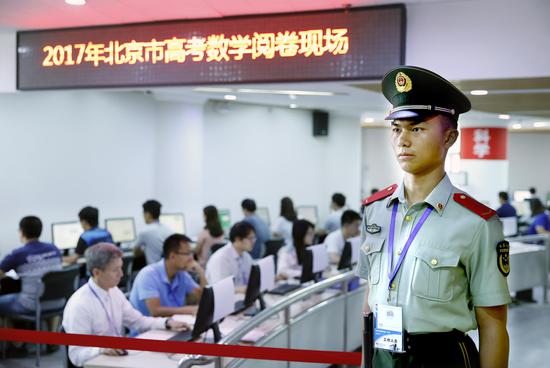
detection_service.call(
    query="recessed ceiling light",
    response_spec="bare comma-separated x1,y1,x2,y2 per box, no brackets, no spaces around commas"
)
289,104,297,109
470,90,488,96
65,0,86,5
223,95,237,101
533,121,549,128
511,123,522,129
498,114,510,120
194,87,233,93
236,88,335,96
363,117,375,123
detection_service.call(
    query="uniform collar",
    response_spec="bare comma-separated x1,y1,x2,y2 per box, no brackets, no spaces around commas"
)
229,242,242,260
388,174,453,216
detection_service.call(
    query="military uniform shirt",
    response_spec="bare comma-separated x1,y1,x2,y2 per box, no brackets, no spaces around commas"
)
356,175,511,334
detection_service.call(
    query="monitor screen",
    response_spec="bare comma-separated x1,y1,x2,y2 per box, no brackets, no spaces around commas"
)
300,243,327,283
51,221,82,250
256,207,270,225
511,201,528,216
159,213,186,234
297,205,319,225
218,209,232,232
105,217,136,243
513,190,531,202
501,217,518,237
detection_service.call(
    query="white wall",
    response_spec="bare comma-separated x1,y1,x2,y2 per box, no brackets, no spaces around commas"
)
0,30,15,92
0,91,158,256
201,102,362,228
407,0,550,79
508,131,550,201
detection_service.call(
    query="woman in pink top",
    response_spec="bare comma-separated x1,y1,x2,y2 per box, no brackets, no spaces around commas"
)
194,206,226,267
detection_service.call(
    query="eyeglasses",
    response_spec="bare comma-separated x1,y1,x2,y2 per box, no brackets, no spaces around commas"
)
175,251,192,256
246,236,257,242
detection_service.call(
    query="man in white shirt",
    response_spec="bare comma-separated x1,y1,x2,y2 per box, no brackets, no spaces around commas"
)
324,210,361,264
134,200,174,264
324,193,347,233
62,243,187,367
205,222,255,293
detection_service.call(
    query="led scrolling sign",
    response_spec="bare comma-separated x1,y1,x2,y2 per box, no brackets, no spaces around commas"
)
17,5,405,89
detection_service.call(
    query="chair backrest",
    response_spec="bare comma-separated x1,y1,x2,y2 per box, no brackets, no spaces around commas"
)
118,253,135,291
210,242,226,255
40,265,80,302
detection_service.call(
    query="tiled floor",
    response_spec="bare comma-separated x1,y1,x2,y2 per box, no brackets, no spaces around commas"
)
1,288,549,368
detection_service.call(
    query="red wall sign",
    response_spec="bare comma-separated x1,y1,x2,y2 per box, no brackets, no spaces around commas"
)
460,127,507,160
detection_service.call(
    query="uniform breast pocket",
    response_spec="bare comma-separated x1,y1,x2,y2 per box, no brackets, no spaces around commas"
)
361,237,385,285
411,247,460,302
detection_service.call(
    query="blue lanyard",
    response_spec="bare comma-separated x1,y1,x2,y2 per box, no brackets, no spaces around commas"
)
387,202,433,291
88,284,119,337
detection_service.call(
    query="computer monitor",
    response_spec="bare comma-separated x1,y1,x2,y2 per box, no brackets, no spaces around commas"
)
51,221,82,251
256,207,270,226
105,217,136,243
168,286,222,343
159,213,186,234
300,243,328,283
513,190,531,202
297,205,319,225
501,217,518,237
338,237,362,270
218,209,231,233
512,201,528,216
234,265,263,313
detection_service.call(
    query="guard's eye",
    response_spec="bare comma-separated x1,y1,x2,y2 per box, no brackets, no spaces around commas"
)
391,127,401,133
411,127,422,132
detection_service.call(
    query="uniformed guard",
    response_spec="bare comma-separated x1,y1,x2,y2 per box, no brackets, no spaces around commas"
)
357,66,510,368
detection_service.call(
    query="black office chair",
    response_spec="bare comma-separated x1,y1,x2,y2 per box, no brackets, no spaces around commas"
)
209,242,226,255
3,265,80,367
118,253,134,293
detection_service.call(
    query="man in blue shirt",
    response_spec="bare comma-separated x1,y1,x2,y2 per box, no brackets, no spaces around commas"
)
496,191,517,218
130,234,206,317
241,198,271,259
527,210,550,235
0,216,62,316
64,206,113,265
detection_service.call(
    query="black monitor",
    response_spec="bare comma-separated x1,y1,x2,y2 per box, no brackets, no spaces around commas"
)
337,241,353,270
168,286,222,342
300,248,322,283
234,265,265,313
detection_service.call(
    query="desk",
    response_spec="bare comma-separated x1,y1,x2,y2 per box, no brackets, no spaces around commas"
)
508,242,548,302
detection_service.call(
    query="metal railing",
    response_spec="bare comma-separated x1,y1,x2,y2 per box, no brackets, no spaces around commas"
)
178,270,362,368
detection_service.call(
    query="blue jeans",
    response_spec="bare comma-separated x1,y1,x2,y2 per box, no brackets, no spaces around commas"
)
0,293,31,316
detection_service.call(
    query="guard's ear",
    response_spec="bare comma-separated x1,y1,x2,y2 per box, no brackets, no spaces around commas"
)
444,128,459,149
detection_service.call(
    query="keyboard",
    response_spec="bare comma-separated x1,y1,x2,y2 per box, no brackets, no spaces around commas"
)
268,283,301,295
168,330,192,342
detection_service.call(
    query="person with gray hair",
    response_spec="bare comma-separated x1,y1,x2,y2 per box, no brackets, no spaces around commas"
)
62,243,188,367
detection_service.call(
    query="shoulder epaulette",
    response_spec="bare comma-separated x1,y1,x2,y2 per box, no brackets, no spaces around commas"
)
453,193,496,221
362,184,398,207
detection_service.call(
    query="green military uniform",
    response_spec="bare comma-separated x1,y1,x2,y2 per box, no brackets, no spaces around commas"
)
357,66,511,368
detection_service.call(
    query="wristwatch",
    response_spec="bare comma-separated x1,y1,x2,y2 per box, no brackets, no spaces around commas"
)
165,317,172,330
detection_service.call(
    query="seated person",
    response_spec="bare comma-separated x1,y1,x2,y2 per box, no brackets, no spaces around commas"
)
130,234,206,317
324,210,361,264
271,197,297,247
324,193,346,233
241,198,271,259
194,205,225,267
277,219,314,279
134,199,174,265
496,191,517,218
62,243,187,367
527,208,550,235
64,206,113,265
205,222,255,293
0,216,62,316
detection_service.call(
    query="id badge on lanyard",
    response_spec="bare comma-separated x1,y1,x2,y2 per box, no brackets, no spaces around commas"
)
374,304,404,352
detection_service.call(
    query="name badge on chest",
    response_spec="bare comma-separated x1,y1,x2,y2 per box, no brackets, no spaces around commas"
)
374,304,404,353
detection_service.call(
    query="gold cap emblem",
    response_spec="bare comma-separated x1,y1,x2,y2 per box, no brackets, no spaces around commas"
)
395,72,412,93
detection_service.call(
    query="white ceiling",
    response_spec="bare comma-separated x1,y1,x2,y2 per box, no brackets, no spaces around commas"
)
1,0,547,129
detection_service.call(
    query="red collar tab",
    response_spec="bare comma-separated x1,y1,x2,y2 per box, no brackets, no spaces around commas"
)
453,193,496,221
362,184,398,207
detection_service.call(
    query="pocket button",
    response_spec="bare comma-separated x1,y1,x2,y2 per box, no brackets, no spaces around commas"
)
430,258,438,266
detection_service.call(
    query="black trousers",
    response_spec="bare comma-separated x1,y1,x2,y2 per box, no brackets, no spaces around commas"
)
371,330,480,368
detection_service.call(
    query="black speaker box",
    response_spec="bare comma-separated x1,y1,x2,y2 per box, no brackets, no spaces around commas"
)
312,110,329,136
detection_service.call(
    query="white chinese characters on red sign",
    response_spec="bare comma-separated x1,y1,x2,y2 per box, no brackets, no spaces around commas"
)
460,127,507,160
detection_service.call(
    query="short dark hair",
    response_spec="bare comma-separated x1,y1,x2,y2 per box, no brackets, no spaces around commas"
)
332,193,346,208
529,187,536,195
499,191,509,201
163,233,192,259
241,198,257,212
19,216,42,239
341,210,361,226
229,221,255,243
79,206,99,228
143,199,162,219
